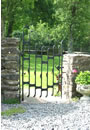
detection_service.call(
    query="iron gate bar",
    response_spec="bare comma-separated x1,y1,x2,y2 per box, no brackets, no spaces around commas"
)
36,55,42,58
34,45,37,97
29,84,35,86
28,45,30,97
24,57,30,60
27,34,30,98
48,56,54,59
42,88,47,91
58,45,61,92
24,50,47,53
46,47,49,97
61,40,63,98
40,46,46,97
53,83,58,85
40,46,44,97
52,45,55,96
23,82,29,84
36,86,41,89
48,85,53,88
42,61,48,64
22,29,25,101
19,39,21,103
24,50,36,54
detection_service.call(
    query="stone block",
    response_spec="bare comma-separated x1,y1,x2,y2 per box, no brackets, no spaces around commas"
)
1,72,19,80
1,38,20,47
1,69,18,73
1,85,19,91
1,47,19,56
3,90,19,100
4,54,19,61
2,61,19,70
2,80,19,86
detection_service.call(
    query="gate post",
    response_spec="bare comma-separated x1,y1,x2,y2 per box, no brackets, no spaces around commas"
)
62,53,90,100
1,38,20,103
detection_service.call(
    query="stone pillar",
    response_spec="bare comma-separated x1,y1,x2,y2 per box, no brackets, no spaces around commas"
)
62,53,90,100
1,38,20,102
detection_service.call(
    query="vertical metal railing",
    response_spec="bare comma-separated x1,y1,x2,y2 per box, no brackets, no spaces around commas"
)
61,40,63,98
19,39,21,103
27,34,30,97
34,44,37,97
22,28,24,101
40,46,44,97
46,47,49,97
52,45,55,96
58,45,61,93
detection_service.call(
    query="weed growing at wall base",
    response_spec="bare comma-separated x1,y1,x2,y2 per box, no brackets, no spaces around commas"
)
2,98,20,104
1,107,26,116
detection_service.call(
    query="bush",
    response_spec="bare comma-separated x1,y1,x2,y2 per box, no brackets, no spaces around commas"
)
75,71,90,85
27,21,65,48
12,21,68,49
12,30,22,39
29,22,52,47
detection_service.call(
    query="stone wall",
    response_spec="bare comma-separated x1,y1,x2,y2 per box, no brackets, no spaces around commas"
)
62,53,90,100
1,38,20,102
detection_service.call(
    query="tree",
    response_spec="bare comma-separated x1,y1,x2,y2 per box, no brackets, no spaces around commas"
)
53,0,90,52
1,0,90,51
1,0,37,36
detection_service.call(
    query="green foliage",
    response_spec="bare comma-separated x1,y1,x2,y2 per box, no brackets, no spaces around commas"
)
2,98,20,104
54,91,61,97
12,30,22,39
23,54,59,71
1,0,90,52
53,0,90,52
72,96,79,102
24,22,65,47
1,107,26,116
29,22,50,47
75,71,90,85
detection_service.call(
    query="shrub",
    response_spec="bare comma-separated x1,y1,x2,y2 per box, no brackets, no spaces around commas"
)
75,71,90,85
27,21,65,47
12,21,67,49
12,30,22,39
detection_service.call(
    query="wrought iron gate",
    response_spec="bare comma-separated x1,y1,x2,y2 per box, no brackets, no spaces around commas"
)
19,27,63,101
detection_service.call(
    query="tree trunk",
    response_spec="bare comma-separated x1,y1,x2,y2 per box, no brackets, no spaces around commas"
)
7,20,14,37
68,2,77,53
68,24,73,53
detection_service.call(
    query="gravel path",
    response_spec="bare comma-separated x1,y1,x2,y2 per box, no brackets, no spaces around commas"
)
1,100,90,130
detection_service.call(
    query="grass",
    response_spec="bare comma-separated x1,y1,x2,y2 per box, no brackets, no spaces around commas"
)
72,96,79,102
22,54,60,71
1,107,26,116
2,98,20,104
54,91,61,96
22,71,57,87
20,54,62,96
